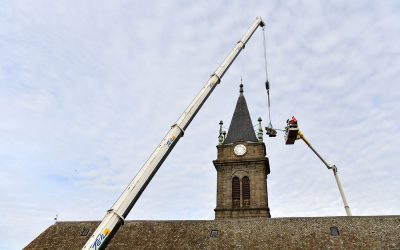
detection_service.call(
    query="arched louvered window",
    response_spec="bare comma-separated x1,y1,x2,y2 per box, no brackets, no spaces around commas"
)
242,176,250,207
232,177,240,208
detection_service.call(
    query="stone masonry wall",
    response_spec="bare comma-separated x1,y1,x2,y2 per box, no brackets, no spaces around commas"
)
214,142,271,219
26,216,400,249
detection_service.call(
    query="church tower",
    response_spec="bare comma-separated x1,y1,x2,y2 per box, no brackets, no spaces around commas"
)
214,83,271,219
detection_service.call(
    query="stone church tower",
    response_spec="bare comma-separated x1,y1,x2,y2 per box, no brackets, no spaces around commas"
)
214,83,271,219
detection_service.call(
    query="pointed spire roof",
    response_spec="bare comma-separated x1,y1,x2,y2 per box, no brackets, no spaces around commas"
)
223,83,258,144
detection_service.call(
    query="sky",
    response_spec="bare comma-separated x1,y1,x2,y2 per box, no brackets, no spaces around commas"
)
1,0,400,249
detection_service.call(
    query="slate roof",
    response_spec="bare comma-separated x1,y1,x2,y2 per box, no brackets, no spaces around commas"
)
26,216,400,249
224,84,258,144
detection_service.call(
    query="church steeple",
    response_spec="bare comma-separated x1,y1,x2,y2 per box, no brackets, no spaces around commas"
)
224,83,258,144
213,80,271,220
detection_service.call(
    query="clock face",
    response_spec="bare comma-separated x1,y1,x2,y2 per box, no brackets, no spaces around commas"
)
234,144,247,156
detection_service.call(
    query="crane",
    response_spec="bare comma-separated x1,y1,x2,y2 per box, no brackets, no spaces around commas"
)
83,17,266,250
285,117,352,216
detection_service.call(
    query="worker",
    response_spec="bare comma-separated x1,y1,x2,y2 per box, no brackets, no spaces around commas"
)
288,116,298,128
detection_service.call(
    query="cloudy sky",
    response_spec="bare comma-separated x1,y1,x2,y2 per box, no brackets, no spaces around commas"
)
1,1,400,249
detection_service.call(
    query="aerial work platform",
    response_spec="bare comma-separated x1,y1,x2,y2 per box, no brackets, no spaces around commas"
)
285,116,299,145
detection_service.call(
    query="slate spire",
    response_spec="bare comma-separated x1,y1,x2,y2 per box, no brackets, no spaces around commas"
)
223,83,258,144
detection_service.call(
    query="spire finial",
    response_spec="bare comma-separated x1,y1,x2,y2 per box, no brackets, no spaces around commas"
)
218,120,225,145
239,77,243,93
257,117,263,142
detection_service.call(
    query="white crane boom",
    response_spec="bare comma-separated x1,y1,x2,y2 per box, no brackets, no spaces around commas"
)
83,17,265,250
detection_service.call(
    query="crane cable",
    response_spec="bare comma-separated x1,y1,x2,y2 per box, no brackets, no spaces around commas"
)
262,26,273,129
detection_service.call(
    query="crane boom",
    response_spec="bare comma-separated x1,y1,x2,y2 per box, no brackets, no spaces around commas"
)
285,117,352,216
297,131,352,216
83,17,265,250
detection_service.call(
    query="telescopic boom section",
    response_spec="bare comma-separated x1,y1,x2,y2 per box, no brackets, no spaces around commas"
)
83,17,265,250
297,131,352,216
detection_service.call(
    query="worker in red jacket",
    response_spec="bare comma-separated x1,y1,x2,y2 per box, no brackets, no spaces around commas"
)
288,116,298,128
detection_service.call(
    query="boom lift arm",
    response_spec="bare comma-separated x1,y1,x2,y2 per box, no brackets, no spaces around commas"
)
83,17,265,250
285,118,352,216
297,131,352,216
